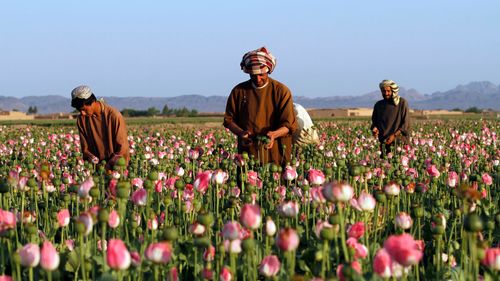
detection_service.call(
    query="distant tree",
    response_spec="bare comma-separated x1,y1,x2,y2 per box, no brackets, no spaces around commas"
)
12,108,19,112
161,104,172,115
465,107,482,113
27,106,38,114
451,108,462,112
147,107,160,116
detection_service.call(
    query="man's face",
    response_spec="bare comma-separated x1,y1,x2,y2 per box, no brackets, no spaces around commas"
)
250,72,269,87
382,86,392,100
78,104,94,116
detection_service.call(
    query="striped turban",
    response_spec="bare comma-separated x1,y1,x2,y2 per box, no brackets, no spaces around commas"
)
240,47,277,75
379,79,400,105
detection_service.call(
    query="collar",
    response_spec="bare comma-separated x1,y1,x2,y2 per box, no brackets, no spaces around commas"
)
252,81,269,90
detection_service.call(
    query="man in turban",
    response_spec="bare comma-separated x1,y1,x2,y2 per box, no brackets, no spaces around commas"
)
70,85,130,170
371,79,410,157
224,47,297,165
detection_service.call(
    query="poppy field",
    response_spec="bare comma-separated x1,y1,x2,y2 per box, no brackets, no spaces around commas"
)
0,118,498,281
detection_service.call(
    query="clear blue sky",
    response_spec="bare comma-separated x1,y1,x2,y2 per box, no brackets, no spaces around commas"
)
1,1,499,98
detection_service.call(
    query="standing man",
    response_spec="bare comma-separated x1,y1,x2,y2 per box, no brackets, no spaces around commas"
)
371,80,410,156
223,47,297,165
71,85,130,170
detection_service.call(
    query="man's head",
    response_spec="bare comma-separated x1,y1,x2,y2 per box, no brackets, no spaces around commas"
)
379,80,400,103
240,47,276,82
71,85,97,116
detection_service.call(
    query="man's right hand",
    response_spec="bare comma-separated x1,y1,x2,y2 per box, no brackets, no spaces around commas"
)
90,155,99,165
240,131,253,146
372,127,379,137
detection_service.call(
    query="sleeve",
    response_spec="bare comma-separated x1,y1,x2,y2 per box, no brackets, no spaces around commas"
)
76,118,93,160
370,103,378,130
277,87,297,134
223,89,238,129
399,100,410,136
111,111,129,160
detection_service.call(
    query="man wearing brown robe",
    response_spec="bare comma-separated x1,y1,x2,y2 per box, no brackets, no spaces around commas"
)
71,85,130,170
224,47,297,165
371,80,410,156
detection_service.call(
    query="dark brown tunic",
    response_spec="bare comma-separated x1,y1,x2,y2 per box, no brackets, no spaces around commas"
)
77,101,130,164
371,97,410,144
224,78,297,165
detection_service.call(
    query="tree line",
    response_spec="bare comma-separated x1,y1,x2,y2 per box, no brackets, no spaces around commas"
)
120,104,198,117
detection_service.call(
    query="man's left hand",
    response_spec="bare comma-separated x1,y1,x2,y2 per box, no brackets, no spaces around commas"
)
266,131,278,149
385,134,396,145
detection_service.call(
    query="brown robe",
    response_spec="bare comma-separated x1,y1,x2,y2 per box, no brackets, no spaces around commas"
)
77,101,130,164
371,97,410,148
224,78,297,165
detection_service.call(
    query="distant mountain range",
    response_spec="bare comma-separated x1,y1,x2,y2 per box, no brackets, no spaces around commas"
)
1,81,499,114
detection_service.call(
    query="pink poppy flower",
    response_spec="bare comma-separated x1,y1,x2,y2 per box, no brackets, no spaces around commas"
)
203,245,215,262
322,181,353,202
40,240,60,271
282,166,298,181
76,212,93,236
131,188,147,206
259,255,281,277
447,171,459,187
77,177,94,199
395,212,413,230
383,233,423,267
18,243,40,267
265,218,277,236
107,239,131,270
56,209,70,228
240,204,262,230
347,222,365,239
211,169,228,185
278,201,299,218
108,209,120,229
346,238,369,259
357,191,376,212
482,173,493,185
373,248,393,278
383,182,400,196
219,266,232,281
222,221,242,241
481,247,500,271
194,171,211,194
276,228,300,252
308,169,325,186
0,209,17,233
145,242,173,264
426,165,440,178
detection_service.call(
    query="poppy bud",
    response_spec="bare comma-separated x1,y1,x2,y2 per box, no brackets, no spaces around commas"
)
242,238,256,253
320,227,335,241
464,213,483,232
194,237,211,248
98,209,109,223
198,212,214,227
164,227,179,242
116,157,126,167
89,188,100,198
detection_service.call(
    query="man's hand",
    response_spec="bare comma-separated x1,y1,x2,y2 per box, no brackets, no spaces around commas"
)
240,131,253,146
372,127,379,137
105,154,122,171
385,134,396,145
266,131,279,150
87,154,99,165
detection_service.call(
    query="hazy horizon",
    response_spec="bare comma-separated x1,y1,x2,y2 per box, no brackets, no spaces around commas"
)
1,1,499,98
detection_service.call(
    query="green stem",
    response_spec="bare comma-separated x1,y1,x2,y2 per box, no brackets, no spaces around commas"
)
338,205,350,262
80,236,87,281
